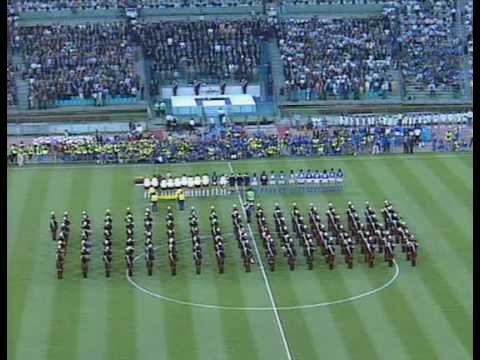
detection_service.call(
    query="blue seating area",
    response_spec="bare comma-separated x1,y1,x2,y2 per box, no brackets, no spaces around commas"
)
55,98,95,107
285,89,392,102
55,96,138,107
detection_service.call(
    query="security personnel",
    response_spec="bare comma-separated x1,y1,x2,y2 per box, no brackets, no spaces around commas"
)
176,188,186,211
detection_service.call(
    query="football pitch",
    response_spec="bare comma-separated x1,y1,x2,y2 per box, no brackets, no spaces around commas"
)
7,152,472,360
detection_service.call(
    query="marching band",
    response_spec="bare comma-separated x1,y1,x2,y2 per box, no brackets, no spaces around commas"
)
51,199,418,279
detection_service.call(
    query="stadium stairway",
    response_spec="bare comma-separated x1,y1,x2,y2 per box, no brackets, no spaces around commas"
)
15,78,29,110
266,37,285,102
10,52,28,110
134,46,150,102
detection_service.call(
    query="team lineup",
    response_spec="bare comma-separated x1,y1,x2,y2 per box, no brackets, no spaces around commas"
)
51,197,419,279
141,168,345,200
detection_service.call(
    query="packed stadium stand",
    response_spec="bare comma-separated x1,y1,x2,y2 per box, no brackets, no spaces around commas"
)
463,0,472,94
137,20,268,84
138,0,262,8
395,0,464,100
10,0,262,11
280,0,390,4
275,16,396,101
6,0,473,113
16,23,140,109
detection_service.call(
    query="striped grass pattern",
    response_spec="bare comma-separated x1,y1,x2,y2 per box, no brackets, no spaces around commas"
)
7,153,472,360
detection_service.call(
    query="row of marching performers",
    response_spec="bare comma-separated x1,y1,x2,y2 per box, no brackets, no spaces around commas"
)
143,168,345,198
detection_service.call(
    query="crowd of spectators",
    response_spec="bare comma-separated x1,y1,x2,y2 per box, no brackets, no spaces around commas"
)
396,0,462,94
275,16,395,101
138,0,261,8
136,20,268,83
16,23,140,109
6,0,472,107
464,0,472,89
280,0,390,5
7,113,472,165
12,0,123,12
11,0,261,11
7,4,19,107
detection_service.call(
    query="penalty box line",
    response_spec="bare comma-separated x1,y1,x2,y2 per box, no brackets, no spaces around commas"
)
228,162,295,360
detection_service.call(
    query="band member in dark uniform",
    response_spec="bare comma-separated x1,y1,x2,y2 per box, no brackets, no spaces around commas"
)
220,80,226,95
145,243,155,276
63,211,71,231
56,247,65,279
50,212,58,241
80,246,91,278
193,241,202,274
103,246,113,277
125,245,135,276
168,243,177,275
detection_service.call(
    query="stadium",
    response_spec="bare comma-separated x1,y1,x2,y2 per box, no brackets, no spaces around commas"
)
7,1,473,360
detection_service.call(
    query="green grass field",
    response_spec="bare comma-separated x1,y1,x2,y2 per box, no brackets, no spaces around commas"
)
7,152,472,360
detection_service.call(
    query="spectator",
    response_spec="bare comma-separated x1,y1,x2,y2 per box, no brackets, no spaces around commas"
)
395,0,463,96
17,23,140,109
135,20,268,85
275,16,395,101
7,112,473,166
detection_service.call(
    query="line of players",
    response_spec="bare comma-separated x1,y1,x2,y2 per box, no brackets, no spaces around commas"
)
143,168,345,198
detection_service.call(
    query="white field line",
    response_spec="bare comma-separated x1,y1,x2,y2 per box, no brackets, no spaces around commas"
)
127,255,400,311
8,153,471,171
228,162,294,360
